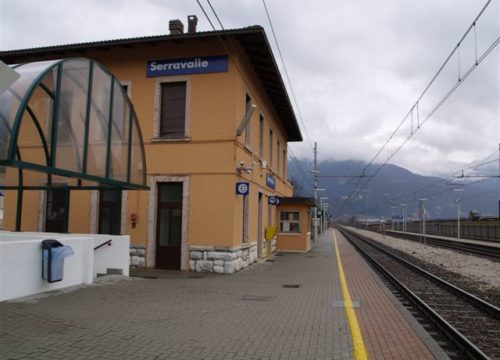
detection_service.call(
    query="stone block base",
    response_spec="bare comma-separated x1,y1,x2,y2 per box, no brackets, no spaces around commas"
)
189,243,258,274
130,245,146,268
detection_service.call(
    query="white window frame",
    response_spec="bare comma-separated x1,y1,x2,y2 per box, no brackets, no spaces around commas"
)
279,210,301,234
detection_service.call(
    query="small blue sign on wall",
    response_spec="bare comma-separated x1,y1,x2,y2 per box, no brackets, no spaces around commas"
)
268,196,280,205
266,174,276,190
236,182,249,196
147,55,228,77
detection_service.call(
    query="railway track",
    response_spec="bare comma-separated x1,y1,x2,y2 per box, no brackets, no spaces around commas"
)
384,231,500,261
338,227,500,360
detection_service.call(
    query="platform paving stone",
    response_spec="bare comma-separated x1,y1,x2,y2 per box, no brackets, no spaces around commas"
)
0,233,353,360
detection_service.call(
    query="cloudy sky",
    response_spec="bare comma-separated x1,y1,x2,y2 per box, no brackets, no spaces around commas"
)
1,0,499,176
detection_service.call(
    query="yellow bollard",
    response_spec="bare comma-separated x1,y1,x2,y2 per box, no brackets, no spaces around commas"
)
264,226,278,257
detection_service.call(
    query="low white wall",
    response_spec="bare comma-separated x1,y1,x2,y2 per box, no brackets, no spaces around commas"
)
92,235,130,277
0,231,130,302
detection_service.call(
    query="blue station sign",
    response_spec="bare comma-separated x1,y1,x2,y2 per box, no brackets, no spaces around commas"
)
266,174,276,190
268,196,280,205
147,55,228,77
236,182,250,196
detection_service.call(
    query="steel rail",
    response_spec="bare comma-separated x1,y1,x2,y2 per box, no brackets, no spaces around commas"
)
342,228,500,319
338,226,494,360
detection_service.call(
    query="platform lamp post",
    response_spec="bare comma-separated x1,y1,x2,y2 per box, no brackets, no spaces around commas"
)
311,169,320,243
419,198,427,245
390,206,396,230
316,189,326,231
313,186,326,242
401,203,407,232
320,197,328,233
323,203,330,231
453,188,464,240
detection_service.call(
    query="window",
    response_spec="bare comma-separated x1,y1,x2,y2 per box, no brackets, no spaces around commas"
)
259,115,264,157
98,190,122,235
283,148,287,178
269,130,273,167
244,94,252,147
160,82,186,137
121,83,130,96
277,141,280,174
45,188,69,233
280,211,301,233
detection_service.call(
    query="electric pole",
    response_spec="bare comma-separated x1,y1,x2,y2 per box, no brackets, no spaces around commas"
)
312,142,318,243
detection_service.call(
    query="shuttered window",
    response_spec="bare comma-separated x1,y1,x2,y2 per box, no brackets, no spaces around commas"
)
244,94,252,147
160,82,186,137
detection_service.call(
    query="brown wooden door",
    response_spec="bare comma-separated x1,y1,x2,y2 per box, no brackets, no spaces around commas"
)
155,183,183,270
98,190,122,235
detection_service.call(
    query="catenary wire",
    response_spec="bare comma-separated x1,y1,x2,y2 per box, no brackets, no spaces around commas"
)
262,0,314,150
334,1,499,218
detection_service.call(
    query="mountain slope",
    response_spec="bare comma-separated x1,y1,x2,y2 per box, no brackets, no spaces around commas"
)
289,159,499,219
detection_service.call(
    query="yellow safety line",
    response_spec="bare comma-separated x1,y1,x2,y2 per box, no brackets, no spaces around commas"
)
333,230,368,360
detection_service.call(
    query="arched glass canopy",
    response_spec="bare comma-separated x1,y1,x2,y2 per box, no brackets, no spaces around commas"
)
0,58,147,191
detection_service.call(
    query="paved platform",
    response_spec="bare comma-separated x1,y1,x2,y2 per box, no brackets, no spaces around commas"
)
0,230,446,359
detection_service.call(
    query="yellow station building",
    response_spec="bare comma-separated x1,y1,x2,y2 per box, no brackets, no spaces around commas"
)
0,17,305,273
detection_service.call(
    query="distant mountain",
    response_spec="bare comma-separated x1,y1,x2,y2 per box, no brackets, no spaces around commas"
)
289,159,500,220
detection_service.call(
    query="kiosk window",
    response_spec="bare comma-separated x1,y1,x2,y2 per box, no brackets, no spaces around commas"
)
279,211,300,233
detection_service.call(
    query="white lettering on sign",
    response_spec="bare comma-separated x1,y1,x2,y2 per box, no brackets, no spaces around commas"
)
149,58,209,72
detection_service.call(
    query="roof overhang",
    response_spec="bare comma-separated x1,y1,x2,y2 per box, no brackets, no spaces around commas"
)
0,26,303,142
279,197,316,207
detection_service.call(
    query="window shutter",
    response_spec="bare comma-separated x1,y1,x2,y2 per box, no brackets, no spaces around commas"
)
160,82,186,137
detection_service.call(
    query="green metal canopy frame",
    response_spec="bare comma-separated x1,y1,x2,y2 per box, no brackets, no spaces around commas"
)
0,58,148,230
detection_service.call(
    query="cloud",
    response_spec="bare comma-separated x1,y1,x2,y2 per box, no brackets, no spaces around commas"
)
2,0,498,177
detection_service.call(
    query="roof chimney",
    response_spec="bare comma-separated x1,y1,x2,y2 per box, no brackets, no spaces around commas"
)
187,15,198,33
169,19,184,35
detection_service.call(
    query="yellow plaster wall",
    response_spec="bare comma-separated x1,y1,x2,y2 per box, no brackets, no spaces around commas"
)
190,174,237,247
68,191,91,233
3,190,40,231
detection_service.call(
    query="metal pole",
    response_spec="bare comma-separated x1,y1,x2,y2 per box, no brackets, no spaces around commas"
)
321,201,325,233
452,188,463,240
419,198,427,245
423,207,427,245
391,206,396,230
312,142,318,243
419,200,422,244
401,203,406,232
313,187,317,242
320,197,328,234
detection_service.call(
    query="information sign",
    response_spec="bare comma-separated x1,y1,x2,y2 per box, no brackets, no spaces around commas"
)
236,182,249,196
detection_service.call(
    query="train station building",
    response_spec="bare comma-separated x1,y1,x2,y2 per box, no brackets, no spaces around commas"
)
0,17,305,273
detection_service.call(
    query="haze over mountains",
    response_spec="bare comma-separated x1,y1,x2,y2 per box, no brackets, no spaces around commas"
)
289,160,500,220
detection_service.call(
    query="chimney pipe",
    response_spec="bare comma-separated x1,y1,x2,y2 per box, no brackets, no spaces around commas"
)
169,19,184,35
188,15,198,33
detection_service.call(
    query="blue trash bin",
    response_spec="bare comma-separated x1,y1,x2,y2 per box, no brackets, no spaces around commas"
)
42,239,74,283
